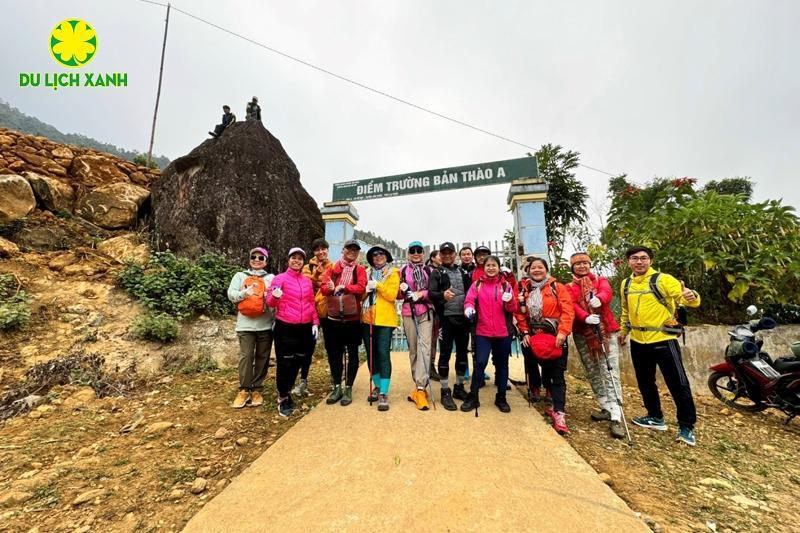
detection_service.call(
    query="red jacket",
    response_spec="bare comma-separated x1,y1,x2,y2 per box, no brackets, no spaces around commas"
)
464,274,519,338
514,276,574,337
566,273,620,332
266,268,319,325
320,262,367,298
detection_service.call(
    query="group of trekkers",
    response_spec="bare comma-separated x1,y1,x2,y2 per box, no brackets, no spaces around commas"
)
227,239,702,446
209,96,262,137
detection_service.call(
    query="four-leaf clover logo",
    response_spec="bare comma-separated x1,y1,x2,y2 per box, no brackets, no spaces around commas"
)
49,19,98,68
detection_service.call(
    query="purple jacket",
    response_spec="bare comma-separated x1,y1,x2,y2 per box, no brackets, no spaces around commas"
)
397,264,432,318
266,268,319,325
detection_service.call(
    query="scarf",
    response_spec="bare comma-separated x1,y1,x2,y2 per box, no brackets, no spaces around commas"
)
526,277,550,321
365,264,390,308
408,259,426,291
335,257,356,288
573,273,609,359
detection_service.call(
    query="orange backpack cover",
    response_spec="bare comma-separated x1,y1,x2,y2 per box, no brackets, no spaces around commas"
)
237,275,268,317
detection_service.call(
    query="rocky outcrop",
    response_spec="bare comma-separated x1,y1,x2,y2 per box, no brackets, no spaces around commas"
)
96,233,150,264
23,171,75,213
72,154,129,187
0,174,36,223
151,121,323,269
76,182,150,229
0,236,19,257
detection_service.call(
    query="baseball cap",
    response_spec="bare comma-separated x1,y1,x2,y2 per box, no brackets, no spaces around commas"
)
439,242,456,252
343,239,361,250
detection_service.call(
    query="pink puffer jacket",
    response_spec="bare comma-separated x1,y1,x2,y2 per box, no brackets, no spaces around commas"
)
266,268,319,325
464,274,518,338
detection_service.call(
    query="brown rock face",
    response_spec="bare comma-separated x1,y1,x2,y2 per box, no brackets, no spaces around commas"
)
72,154,129,186
0,174,36,223
24,171,75,212
75,182,150,229
151,121,323,270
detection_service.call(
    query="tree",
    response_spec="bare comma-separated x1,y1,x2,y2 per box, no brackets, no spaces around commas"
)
702,177,754,201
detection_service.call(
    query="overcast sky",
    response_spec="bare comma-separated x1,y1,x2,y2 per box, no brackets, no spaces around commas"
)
3,0,798,250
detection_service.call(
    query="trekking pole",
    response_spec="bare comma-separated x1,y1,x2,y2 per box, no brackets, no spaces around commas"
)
595,324,633,447
521,338,532,408
369,319,375,407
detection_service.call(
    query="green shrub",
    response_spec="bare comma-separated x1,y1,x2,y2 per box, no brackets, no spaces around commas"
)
118,251,238,319
131,312,180,343
180,353,219,374
0,274,30,331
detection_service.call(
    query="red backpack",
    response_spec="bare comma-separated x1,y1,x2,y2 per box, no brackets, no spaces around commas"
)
237,274,268,317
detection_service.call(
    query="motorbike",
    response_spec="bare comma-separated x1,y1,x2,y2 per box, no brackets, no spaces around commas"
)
708,306,800,424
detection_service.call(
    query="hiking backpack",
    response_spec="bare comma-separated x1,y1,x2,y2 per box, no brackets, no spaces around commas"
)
237,273,269,317
622,272,687,336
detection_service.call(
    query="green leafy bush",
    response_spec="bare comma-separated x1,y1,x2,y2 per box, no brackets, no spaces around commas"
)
131,312,180,343
118,252,238,319
0,274,31,331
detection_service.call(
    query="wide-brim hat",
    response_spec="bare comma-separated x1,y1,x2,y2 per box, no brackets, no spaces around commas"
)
366,246,393,266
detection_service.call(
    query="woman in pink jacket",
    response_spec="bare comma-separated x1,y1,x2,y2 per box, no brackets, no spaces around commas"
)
461,255,519,413
266,247,319,418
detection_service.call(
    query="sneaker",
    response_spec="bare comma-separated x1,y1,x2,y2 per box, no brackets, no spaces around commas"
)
291,379,309,397
591,409,611,421
367,386,379,403
325,385,343,405
494,393,511,413
414,388,429,411
551,411,569,435
340,386,353,406
676,426,696,446
452,383,468,401
632,415,668,431
407,389,418,403
430,362,441,382
460,392,480,412
249,391,264,407
287,394,296,409
278,398,293,417
232,390,250,409
609,420,625,439
440,388,457,411
377,394,389,412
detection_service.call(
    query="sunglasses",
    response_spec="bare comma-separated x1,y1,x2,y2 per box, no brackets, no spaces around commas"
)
372,251,386,256
409,247,423,254
250,255,266,261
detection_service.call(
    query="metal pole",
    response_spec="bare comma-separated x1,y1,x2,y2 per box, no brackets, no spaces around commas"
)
146,3,170,168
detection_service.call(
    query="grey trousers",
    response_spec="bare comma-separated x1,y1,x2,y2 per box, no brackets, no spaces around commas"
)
237,330,273,391
573,332,622,421
403,313,433,388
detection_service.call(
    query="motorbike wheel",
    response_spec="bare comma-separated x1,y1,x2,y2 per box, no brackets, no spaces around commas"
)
707,371,767,413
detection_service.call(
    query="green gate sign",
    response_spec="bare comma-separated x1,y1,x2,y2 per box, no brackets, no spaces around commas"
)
331,156,538,202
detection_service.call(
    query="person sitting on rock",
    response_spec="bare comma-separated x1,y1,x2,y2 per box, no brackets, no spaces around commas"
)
246,96,261,121
209,105,236,137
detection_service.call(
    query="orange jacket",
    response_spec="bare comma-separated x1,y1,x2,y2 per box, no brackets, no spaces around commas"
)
301,257,332,318
514,276,575,337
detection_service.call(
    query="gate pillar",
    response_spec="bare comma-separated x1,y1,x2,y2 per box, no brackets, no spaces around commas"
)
320,201,359,255
508,178,549,277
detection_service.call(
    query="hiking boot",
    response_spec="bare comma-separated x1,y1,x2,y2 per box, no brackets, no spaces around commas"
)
407,389,418,403
610,420,625,439
591,409,611,421
551,411,569,435
495,393,511,413
430,362,441,382
676,426,696,446
440,388,457,411
377,394,389,412
278,398,293,417
632,415,667,431
249,391,264,407
232,390,250,409
340,386,353,406
367,386,380,403
453,383,468,401
414,388,429,411
528,387,541,403
460,392,480,412
291,379,309,397
325,385,343,405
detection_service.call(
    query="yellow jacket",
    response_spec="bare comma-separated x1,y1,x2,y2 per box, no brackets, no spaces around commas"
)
302,257,332,319
361,266,400,328
619,267,701,344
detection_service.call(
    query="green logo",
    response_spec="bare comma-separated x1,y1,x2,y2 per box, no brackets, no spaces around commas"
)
49,19,98,68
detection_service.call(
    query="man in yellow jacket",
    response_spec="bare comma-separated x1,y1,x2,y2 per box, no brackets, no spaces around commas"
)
619,246,701,446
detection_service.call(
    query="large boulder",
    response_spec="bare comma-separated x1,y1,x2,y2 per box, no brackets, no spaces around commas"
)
0,174,36,223
75,182,149,229
151,121,323,269
96,233,150,264
24,171,75,213
71,154,128,186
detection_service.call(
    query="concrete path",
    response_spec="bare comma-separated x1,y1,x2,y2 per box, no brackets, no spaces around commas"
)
184,353,647,532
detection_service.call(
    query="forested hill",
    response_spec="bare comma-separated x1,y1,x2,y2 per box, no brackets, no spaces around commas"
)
0,99,170,169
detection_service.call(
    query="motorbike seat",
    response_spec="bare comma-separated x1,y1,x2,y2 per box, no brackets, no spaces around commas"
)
773,358,800,373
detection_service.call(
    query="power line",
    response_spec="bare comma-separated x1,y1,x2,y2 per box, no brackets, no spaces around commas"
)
137,0,623,178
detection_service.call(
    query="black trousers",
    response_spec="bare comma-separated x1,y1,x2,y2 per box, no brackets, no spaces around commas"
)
325,319,362,386
522,342,567,411
438,315,470,379
274,320,314,398
630,339,697,429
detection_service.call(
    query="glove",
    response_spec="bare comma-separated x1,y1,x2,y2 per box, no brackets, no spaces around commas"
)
464,307,476,320
410,292,420,302
366,280,377,292
242,284,255,297
589,296,602,308
399,282,409,292
312,325,318,340
271,286,283,299
585,314,601,325
501,291,513,302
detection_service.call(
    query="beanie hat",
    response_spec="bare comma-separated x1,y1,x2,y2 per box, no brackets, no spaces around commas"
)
570,252,591,272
